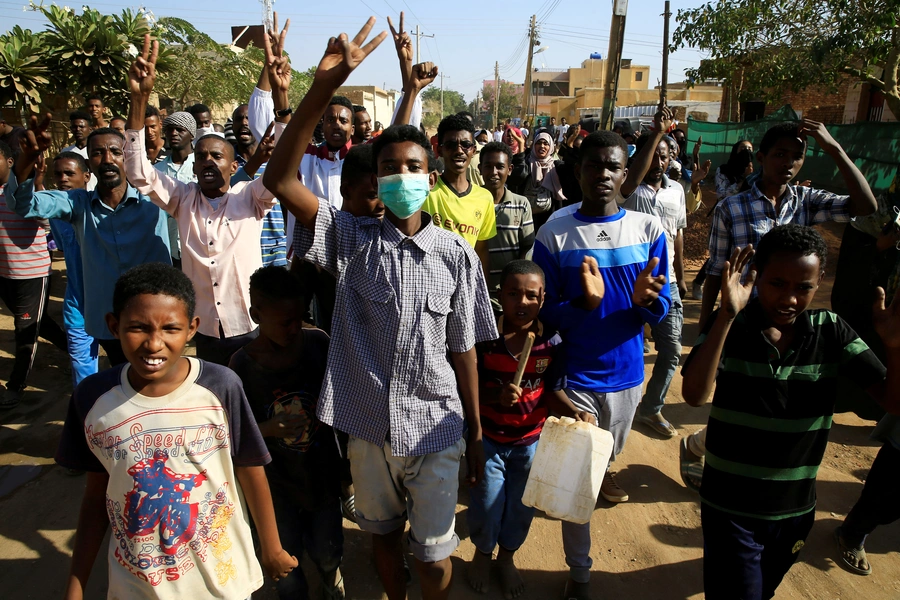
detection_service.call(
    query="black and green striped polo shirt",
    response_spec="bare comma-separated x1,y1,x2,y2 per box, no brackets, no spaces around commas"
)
687,300,886,520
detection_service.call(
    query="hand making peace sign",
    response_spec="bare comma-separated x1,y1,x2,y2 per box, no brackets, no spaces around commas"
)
128,34,158,98
315,17,387,90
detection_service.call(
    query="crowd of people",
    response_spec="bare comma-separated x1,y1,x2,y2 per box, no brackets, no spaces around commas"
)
0,12,898,600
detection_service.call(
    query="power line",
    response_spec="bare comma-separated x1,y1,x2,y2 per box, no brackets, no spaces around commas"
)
356,0,382,16
499,33,530,72
537,0,562,22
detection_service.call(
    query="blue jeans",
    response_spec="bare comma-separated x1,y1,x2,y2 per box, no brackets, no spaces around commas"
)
271,492,343,600
639,283,683,417
468,436,538,554
66,327,98,387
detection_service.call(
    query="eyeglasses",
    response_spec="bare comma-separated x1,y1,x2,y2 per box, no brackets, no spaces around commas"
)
441,140,476,152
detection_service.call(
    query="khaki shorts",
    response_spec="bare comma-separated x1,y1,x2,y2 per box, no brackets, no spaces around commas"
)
348,435,465,562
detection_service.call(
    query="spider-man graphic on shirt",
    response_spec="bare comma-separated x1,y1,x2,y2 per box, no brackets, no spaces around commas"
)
123,450,208,555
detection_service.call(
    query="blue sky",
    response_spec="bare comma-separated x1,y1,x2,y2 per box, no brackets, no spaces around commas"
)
2,0,709,101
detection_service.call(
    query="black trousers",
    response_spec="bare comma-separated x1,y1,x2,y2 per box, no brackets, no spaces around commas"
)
97,338,128,367
194,327,259,366
0,275,67,392
842,441,900,546
702,503,814,600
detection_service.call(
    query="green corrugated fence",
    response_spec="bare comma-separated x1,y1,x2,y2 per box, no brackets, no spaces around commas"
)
686,105,900,194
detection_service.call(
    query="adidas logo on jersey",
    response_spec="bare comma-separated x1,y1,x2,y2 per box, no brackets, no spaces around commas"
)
596,230,611,242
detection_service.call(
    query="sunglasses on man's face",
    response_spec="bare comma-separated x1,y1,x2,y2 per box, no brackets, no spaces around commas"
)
441,140,476,152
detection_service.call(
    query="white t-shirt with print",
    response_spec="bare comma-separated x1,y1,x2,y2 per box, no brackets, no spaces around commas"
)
56,358,271,600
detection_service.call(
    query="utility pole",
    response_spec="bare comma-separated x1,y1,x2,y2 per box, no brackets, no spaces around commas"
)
413,25,435,64
601,0,628,130
660,0,671,108
520,14,537,122
475,89,481,124
493,61,500,129
439,72,445,118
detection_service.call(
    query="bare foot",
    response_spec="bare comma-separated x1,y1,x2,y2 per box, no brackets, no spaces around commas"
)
497,555,525,599
467,550,492,593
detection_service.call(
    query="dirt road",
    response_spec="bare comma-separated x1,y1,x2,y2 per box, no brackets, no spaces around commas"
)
1,243,898,599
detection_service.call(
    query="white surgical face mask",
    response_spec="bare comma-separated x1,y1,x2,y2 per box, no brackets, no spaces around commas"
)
196,126,217,138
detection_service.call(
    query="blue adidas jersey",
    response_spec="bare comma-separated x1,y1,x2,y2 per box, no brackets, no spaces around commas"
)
533,207,670,393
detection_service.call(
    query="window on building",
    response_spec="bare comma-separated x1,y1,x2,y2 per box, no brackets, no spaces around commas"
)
635,71,643,81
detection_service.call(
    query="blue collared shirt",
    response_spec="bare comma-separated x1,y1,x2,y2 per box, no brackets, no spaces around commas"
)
5,172,171,339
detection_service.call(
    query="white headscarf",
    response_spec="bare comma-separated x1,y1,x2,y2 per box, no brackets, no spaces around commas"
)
527,132,565,205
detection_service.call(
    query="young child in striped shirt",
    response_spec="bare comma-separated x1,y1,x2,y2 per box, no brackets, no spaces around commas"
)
467,259,595,599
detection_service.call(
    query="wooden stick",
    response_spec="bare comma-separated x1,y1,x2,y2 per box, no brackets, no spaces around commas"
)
511,332,537,388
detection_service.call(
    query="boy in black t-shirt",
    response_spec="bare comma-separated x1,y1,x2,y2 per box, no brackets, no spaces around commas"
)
229,266,344,600
682,225,900,599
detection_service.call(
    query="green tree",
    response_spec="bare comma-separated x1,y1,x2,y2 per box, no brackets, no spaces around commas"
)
37,4,158,114
0,26,48,112
673,0,900,119
479,80,522,127
154,18,312,112
154,17,258,110
421,87,467,128
1,6,313,117
289,66,314,107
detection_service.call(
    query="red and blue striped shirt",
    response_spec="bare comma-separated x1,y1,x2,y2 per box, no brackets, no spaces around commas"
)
477,319,566,446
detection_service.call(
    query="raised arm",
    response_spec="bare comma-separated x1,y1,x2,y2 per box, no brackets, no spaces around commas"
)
8,115,76,221
124,35,186,212
387,13,413,90
394,62,437,126
241,122,275,179
249,15,289,141
263,18,386,229
682,247,755,406
13,113,51,184
620,106,675,198
800,118,877,217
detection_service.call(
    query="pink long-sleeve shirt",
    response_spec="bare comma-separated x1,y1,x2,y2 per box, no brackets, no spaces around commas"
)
124,128,277,338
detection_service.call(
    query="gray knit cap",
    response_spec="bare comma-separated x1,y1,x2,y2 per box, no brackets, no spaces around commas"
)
163,111,196,140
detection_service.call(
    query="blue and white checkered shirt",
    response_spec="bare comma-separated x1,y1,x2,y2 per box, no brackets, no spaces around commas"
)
708,182,851,276
295,200,498,457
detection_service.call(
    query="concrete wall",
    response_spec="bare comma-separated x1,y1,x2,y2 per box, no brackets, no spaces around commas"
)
336,85,397,125
844,83,898,123
550,96,580,122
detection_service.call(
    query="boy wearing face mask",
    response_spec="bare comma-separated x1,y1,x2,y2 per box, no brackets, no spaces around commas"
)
264,19,496,599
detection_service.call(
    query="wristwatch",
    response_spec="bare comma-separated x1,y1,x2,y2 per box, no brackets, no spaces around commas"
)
275,107,293,118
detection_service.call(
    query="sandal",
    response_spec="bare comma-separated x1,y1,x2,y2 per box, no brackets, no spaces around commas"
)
834,526,872,576
680,437,703,493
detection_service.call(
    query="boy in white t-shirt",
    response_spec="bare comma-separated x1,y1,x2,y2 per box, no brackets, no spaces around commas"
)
55,262,297,599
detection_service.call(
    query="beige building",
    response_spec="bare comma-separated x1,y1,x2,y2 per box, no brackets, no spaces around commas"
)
336,86,398,126
533,57,723,124
529,58,654,117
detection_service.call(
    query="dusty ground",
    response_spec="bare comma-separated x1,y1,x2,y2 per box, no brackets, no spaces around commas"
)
1,225,898,599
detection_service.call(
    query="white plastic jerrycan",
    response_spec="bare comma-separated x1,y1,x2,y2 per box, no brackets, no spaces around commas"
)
521,416,614,524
